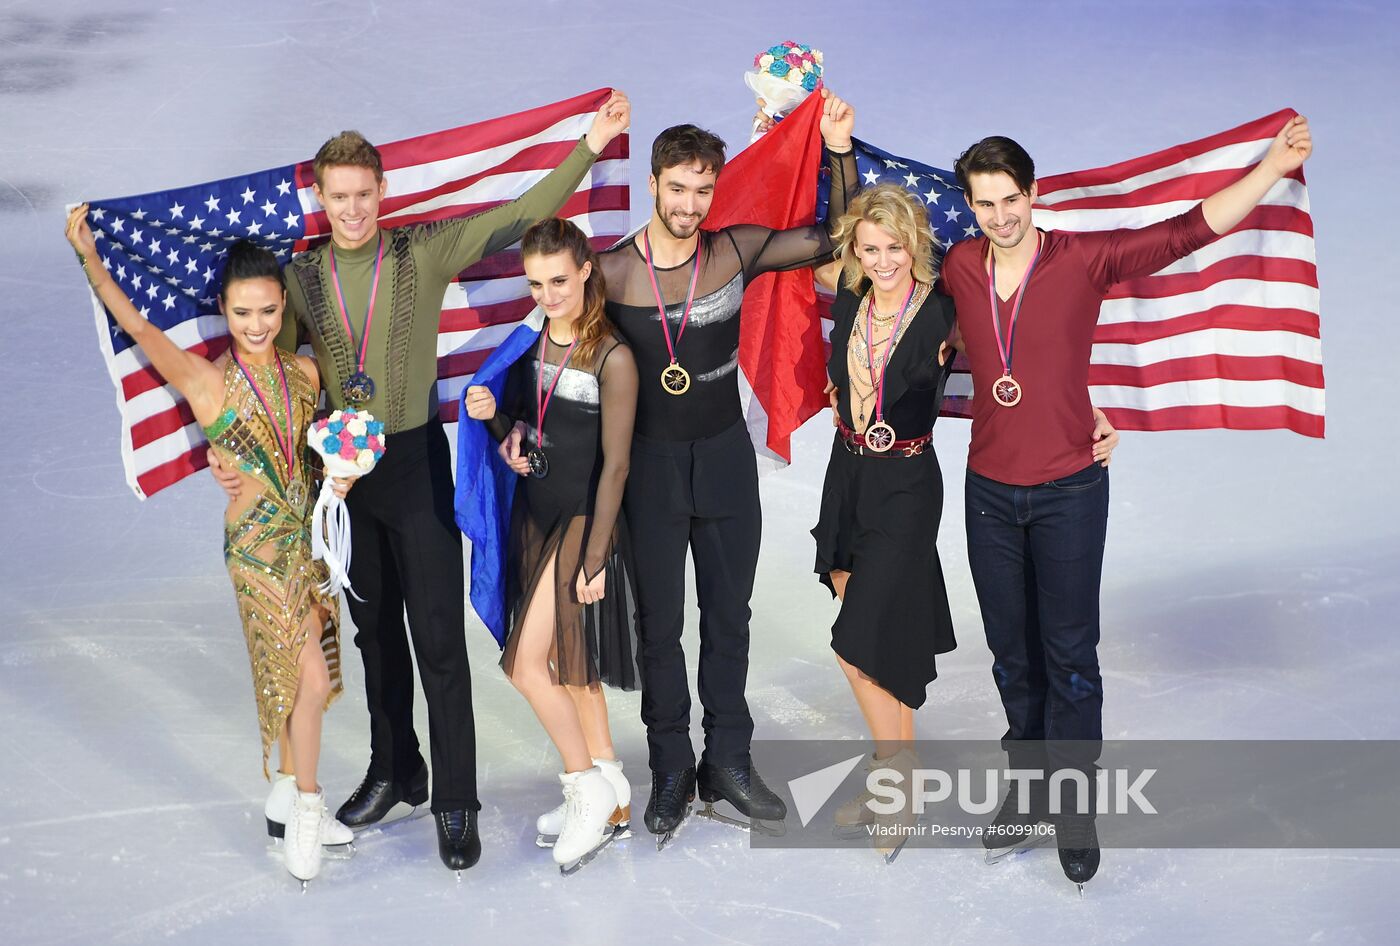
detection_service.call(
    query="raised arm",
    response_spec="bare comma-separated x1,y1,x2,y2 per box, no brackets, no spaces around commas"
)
728,89,860,281
1202,114,1312,235
818,89,859,229
66,204,223,424
419,91,631,281
580,341,638,583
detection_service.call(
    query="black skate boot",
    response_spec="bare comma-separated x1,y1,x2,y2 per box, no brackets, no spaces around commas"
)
1055,817,1100,896
436,808,482,879
982,777,1052,864
696,758,787,837
336,761,430,830
644,765,696,851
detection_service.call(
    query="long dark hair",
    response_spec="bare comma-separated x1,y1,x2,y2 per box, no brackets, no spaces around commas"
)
520,217,614,367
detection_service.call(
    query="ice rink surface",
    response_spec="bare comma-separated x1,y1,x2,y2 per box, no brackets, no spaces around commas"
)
3,1,1398,942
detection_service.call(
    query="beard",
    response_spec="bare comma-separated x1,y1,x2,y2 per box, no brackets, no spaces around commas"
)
654,195,704,239
985,217,1031,249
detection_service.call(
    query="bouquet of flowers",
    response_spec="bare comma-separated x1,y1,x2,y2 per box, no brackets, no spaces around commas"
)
306,407,386,599
745,41,825,135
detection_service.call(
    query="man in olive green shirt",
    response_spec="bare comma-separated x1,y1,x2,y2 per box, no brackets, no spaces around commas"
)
210,91,631,873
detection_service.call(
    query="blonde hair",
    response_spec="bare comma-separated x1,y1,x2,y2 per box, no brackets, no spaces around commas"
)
832,183,939,291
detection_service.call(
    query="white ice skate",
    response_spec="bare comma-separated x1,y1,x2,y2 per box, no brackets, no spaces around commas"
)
535,757,631,848
265,773,355,855
283,790,329,888
552,767,621,875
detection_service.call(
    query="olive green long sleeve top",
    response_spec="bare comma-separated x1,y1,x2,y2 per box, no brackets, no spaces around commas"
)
278,136,598,433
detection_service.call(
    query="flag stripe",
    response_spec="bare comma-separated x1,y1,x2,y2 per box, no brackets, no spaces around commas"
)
1089,354,1324,388
1091,307,1319,344
1091,403,1324,437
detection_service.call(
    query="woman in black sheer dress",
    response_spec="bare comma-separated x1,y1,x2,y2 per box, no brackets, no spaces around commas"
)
464,218,639,870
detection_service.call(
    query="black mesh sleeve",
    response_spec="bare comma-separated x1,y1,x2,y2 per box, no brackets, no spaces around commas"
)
724,147,862,282
582,341,638,579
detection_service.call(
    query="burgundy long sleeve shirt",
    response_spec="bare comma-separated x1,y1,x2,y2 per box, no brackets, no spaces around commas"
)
941,204,1219,486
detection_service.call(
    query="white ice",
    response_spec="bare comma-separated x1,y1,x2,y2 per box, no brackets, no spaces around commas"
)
2,1,1398,943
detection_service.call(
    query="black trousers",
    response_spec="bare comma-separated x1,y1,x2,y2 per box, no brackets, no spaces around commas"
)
344,419,479,813
624,420,761,773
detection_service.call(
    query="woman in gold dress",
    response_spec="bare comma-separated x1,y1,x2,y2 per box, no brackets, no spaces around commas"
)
66,205,349,885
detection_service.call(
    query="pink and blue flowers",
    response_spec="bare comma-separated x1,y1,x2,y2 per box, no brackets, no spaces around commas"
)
309,407,386,475
752,40,823,91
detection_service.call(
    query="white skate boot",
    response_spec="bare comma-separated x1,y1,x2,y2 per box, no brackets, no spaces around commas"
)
552,767,619,875
284,790,328,888
535,757,631,847
266,773,355,851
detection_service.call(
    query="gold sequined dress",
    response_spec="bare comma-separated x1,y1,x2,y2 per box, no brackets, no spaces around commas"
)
202,352,342,778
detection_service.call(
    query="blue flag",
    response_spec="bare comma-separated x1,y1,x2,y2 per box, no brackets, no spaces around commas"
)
454,315,542,646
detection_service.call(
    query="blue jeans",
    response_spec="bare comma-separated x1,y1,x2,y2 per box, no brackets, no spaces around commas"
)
965,462,1108,817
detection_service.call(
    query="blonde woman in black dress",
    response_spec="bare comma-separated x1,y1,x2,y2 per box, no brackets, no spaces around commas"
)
811,184,955,855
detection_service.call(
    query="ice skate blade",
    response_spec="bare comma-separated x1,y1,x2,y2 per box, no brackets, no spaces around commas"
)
832,820,873,841
881,836,912,865
558,827,623,876
349,802,429,837
1076,882,1085,899
983,833,1052,865
266,841,355,860
541,819,630,850
695,802,787,838
654,809,692,851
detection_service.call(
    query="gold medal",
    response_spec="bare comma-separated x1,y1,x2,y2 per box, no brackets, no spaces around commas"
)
661,362,691,395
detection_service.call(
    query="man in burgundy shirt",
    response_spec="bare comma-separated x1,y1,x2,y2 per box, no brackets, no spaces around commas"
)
942,115,1313,890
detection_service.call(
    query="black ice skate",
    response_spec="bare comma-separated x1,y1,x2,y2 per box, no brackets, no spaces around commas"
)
335,762,430,833
1055,817,1101,897
644,765,696,851
436,808,482,880
695,759,787,838
982,777,1052,865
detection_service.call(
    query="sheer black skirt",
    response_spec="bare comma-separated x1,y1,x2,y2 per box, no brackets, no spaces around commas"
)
502,479,640,690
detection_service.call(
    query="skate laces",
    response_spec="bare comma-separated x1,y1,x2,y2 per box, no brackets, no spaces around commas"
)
345,775,388,805
294,798,322,848
439,809,470,841
1059,820,1096,851
654,771,690,805
563,778,594,820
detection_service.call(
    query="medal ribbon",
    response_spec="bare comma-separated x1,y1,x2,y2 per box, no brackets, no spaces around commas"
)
328,236,386,377
642,229,702,364
535,329,580,443
866,279,918,423
233,351,296,485
985,230,1042,379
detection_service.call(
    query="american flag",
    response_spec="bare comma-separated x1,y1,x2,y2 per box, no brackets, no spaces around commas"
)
82,88,629,499
813,108,1323,437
